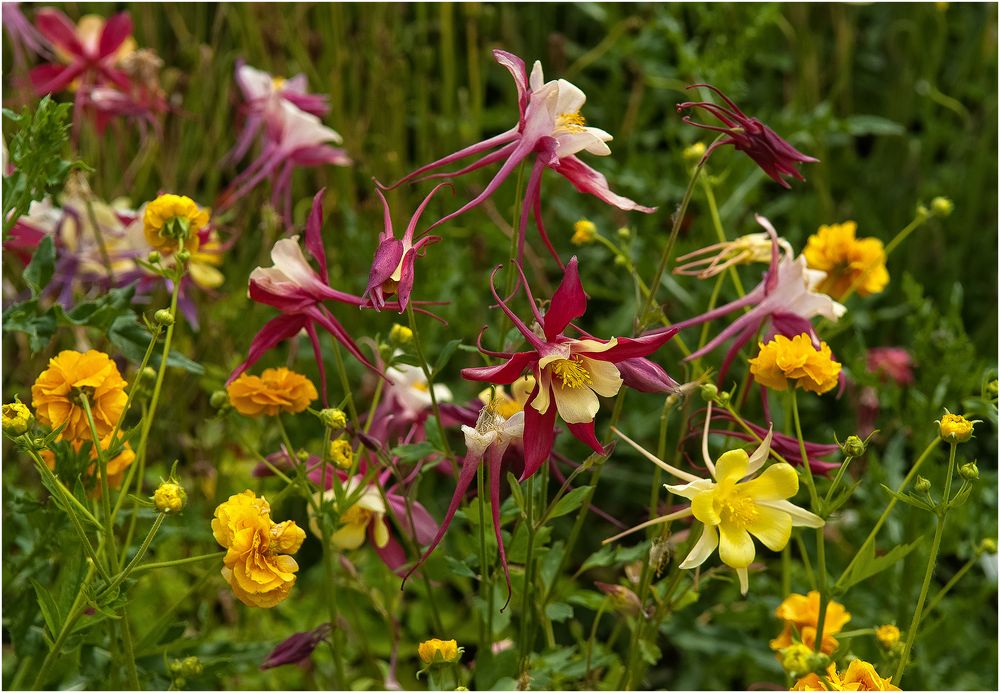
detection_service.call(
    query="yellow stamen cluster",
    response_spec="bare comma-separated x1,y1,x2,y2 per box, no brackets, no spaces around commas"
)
749,334,841,395
143,194,211,254
550,356,593,389
803,221,889,299
556,111,587,132
328,438,354,469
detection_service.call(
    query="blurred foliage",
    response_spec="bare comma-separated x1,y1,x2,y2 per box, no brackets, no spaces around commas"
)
2,2,997,691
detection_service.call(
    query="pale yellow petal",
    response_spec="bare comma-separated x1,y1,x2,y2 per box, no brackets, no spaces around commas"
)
718,523,755,569
679,524,718,569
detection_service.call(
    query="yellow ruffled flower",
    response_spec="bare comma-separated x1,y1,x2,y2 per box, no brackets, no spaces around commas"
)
770,591,851,655
212,490,305,608
328,438,354,470
31,350,127,442
792,660,900,691
143,194,211,254
2,399,33,435
938,412,976,443
874,624,901,649
153,481,187,513
803,221,889,299
226,368,318,417
418,638,462,665
749,334,842,395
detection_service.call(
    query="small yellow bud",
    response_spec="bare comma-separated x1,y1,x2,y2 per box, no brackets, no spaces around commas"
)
153,481,187,513
683,141,707,163
319,408,348,431
147,251,161,263
930,196,954,217
978,538,997,554
154,309,175,326
841,435,867,458
571,219,597,246
958,462,979,481
780,642,814,678
875,624,901,649
389,323,413,345
938,412,976,443
418,638,462,665
915,476,932,493
328,438,354,469
616,226,631,240
2,399,33,435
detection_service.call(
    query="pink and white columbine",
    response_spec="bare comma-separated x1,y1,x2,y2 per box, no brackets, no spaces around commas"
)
462,257,677,479
661,215,846,382
382,49,654,266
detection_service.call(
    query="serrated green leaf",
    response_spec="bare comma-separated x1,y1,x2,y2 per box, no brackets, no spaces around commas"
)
578,544,616,573
880,484,935,512
2,299,56,353
24,236,55,296
638,638,662,665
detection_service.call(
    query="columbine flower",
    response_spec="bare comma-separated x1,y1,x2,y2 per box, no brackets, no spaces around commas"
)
142,194,211,254
749,333,842,395
314,478,391,550
260,624,333,671
31,349,127,442
382,49,653,266
2,3,51,68
462,257,677,478
792,660,900,692
677,83,818,188
219,95,350,225
866,347,914,385
770,591,851,655
364,185,450,313
674,232,792,279
229,190,381,401
803,222,889,299
226,367,318,417
417,638,462,666
383,363,454,421
212,490,306,608
662,215,846,383
404,401,525,603
226,60,330,166
606,414,823,595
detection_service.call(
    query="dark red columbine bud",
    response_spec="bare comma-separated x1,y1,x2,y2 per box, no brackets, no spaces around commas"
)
260,624,333,670
677,84,819,189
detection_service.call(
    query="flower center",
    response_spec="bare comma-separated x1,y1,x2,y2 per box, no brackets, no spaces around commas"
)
549,356,592,389
718,487,759,529
342,504,373,528
556,111,587,132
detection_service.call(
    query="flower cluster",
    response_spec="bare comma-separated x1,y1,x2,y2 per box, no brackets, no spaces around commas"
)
212,490,306,608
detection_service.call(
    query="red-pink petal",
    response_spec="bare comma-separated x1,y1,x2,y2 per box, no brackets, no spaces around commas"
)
543,256,587,340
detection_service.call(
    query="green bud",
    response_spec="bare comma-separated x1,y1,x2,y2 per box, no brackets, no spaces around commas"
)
613,255,627,267
154,309,175,326
318,407,348,431
141,366,157,382
147,251,161,264
841,435,867,458
296,449,310,463
930,196,954,217
715,390,731,406
986,380,998,398
176,248,191,264
978,538,997,554
209,390,230,410
914,476,932,493
700,383,718,402
616,227,631,240
958,462,979,481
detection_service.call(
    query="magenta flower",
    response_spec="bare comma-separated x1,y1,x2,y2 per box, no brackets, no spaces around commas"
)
677,84,819,188
2,3,51,68
462,257,678,479
260,624,332,671
228,190,378,401
866,347,914,385
219,91,350,225
661,215,846,382
363,184,451,313
382,49,654,266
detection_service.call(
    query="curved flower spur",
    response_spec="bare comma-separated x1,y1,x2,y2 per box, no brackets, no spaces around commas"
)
677,83,819,188
379,49,654,267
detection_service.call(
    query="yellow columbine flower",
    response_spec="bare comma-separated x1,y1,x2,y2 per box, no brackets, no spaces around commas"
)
803,221,889,299
770,591,851,655
874,624,901,649
418,638,462,665
938,411,977,443
143,194,211,254
571,219,597,245
310,478,390,550
31,350,127,443
749,334,842,395
606,421,823,595
478,375,536,419
2,399,33,435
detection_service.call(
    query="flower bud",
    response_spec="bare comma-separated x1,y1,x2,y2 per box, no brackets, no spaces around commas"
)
914,476,932,493
930,196,954,217
176,248,191,264
958,462,979,481
318,408,348,431
841,435,867,458
141,366,157,382
154,309,175,327
571,219,597,246
418,638,462,666
613,255,627,267
779,643,813,678
938,412,976,443
595,581,643,617
986,380,999,399
147,251,161,263
700,383,719,402
328,438,354,469
683,141,707,163
389,323,413,345
153,480,187,513
296,449,310,463
209,389,230,410
2,399,33,435
875,624,901,649
978,538,997,554
616,227,631,240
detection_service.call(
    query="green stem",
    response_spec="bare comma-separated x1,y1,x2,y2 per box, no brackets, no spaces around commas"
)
330,340,360,425
923,552,977,618
834,437,942,592
79,393,118,573
118,610,141,690
131,551,225,575
98,513,166,599
699,174,745,297
477,461,492,647
517,476,537,677
406,302,453,460
894,443,957,684
790,389,819,511
31,563,97,690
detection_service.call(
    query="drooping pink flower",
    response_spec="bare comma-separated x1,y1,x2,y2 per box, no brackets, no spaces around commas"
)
677,84,819,188
660,215,846,382
260,624,332,670
866,347,914,385
461,257,678,479
364,184,450,313
381,50,654,266
2,2,51,68
228,190,378,401
218,91,350,226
